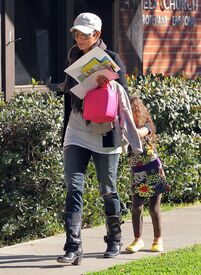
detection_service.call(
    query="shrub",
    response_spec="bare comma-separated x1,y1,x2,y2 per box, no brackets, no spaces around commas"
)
0,91,65,246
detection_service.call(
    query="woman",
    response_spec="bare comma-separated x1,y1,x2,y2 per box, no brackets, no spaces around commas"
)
57,12,141,265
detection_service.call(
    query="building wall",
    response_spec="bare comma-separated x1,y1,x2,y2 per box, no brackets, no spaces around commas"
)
143,0,201,78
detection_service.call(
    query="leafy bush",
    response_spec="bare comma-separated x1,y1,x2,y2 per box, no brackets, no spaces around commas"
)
0,91,65,246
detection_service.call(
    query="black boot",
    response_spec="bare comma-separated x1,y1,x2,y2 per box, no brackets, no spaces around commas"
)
57,212,83,265
104,215,122,258
57,246,83,265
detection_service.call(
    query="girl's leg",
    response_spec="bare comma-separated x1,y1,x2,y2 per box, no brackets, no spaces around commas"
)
125,195,144,253
132,195,144,239
149,194,164,252
149,194,162,240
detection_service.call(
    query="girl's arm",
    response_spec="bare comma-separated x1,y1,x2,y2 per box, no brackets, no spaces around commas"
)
137,122,152,138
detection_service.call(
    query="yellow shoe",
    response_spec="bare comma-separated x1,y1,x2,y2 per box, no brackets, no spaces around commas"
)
125,239,144,253
151,240,164,252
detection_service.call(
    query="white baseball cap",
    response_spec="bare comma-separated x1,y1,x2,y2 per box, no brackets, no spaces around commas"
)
70,12,102,34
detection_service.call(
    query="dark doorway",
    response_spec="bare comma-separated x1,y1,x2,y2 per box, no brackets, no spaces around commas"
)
74,0,114,50
14,0,66,85
119,0,143,74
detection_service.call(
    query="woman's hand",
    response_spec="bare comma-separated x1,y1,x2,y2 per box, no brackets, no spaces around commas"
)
96,75,109,87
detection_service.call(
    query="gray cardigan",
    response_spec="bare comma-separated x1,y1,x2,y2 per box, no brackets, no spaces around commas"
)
78,81,143,154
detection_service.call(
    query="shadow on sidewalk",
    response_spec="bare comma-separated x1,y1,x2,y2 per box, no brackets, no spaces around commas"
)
0,252,108,268
0,255,63,269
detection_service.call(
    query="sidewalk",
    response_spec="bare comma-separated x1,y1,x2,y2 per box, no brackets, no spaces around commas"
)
0,205,201,275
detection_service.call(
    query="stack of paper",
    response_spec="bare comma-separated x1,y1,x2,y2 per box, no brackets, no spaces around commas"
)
64,47,120,99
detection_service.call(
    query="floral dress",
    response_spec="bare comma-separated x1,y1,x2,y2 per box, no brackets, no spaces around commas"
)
129,137,168,198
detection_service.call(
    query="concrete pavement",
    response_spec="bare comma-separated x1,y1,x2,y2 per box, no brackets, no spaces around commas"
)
0,205,201,275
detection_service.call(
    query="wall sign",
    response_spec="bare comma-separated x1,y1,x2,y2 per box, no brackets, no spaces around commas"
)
143,0,199,11
143,0,199,26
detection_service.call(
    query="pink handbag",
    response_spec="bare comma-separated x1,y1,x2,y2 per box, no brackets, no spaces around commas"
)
83,84,118,123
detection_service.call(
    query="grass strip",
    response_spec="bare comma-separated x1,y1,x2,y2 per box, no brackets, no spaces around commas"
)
86,243,201,275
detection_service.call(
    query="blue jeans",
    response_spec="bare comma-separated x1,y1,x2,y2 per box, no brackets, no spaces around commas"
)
64,145,121,217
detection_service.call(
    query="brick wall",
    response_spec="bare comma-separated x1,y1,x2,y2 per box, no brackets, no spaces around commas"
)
143,0,201,78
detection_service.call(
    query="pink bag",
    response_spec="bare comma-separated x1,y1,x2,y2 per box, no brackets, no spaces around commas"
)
83,84,118,123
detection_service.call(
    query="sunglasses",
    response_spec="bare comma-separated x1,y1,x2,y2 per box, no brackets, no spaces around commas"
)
72,31,96,40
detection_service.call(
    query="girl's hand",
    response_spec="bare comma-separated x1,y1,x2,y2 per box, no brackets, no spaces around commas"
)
137,127,150,138
96,75,109,87
145,122,152,134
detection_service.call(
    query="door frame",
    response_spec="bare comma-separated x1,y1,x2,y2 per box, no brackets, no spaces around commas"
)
1,0,15,101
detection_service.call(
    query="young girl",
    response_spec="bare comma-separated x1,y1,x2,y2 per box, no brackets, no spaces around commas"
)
125,96,170,253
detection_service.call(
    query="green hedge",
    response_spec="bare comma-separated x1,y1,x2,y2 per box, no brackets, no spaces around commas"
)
0,92,65,246
0,74,200,246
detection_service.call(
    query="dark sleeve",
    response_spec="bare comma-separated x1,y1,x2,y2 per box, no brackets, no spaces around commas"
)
105,50,129,95
61,53,72,147
61,46,81,146
61,92,72,147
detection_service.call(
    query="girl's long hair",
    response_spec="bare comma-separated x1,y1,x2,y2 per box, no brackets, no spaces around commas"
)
130,96,157,144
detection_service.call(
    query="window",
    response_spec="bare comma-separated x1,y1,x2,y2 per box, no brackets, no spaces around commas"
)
14,0,66,85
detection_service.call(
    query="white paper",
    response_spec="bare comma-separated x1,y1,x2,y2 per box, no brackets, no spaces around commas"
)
70,69,119,99
64,47,120,99
65,47,120,74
